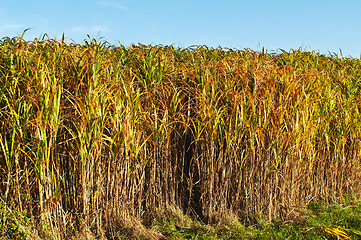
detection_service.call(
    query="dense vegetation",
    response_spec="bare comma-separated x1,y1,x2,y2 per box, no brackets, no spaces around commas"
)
1,34,361,239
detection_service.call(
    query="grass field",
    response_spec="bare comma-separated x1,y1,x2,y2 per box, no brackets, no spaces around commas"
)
1,33,361,239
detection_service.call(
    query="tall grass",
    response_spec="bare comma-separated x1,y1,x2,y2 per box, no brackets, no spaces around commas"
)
1,34,361,238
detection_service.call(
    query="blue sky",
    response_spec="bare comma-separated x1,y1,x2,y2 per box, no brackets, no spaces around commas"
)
1,0,361,58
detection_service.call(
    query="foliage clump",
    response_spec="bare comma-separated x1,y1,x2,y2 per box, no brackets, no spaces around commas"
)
0,201,33,240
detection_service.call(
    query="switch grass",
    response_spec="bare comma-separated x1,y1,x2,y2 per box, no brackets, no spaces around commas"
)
1,33,361,238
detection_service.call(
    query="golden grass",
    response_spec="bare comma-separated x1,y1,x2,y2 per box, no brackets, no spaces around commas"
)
1,34,361,237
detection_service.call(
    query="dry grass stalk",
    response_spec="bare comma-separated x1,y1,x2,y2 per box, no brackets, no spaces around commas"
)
0,35,361,237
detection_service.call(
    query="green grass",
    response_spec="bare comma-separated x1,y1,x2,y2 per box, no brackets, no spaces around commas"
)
6,200,361,239
150,198,361,239
0,200,33,240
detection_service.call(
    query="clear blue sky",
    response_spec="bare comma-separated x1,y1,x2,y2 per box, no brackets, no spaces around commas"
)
1,0,361,58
